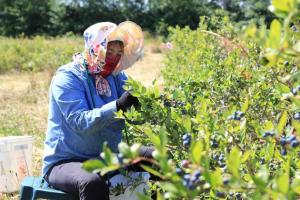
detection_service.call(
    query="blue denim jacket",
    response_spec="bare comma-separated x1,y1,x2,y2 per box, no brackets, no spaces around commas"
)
42,62,127,176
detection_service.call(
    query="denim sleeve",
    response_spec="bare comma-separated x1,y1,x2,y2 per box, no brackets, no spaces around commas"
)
116,71,128,97
51,70,118,135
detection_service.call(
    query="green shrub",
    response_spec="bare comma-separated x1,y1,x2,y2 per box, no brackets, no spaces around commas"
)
83,0,300,199
0,36,83,73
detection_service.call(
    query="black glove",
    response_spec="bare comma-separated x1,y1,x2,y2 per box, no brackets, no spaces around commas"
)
116,91,139,111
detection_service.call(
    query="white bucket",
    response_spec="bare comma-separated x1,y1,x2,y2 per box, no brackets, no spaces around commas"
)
0,136,34,193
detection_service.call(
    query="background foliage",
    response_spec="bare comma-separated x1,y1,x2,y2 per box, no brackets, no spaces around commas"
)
0,0,275,37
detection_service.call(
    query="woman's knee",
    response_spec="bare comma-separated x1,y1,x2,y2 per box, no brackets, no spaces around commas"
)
78,173,109,200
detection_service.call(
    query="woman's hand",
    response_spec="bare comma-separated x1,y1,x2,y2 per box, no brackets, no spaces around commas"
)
116,91,139,111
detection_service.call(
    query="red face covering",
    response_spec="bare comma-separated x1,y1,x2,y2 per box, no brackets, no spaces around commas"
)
100,54,121,78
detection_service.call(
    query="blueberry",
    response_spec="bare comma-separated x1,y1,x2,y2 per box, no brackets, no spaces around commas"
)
181,109,188,115
212,154,218,161
193,170,201,178
294,113,300,120
280,137,286,146
235,192,242,199
176,168,183,176
182,134,191,141
281,148,287,156
263,131,274,138
216,191,226,198
262,132,269,138
284,61,289,66
223,178,229,185
210,140,219,148
292,88,298,96
291,140,299,148
287,135,296,142
183,174,190,181
237,111,245,117
234,116,241,121
190,175,198,183
163,101,171,107
183,140,191,147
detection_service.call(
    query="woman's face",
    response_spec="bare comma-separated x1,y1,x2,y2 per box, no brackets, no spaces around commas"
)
106,41,124,58
99,41,124,77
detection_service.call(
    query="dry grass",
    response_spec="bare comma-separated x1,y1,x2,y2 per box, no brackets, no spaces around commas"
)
0,43,164,199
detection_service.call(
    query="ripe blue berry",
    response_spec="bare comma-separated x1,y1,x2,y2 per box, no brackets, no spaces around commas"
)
183,174,190,181
223,178,229,185
210,140,218,148
287,135,296,142
291,140,299,148
280,137,286,146
294,113,300,120
281,148,287,156
183,140,191,147
292,88,298,96
193,170,201,178
284,61,289,66
182,134,191,141
216,191,226,198
176,168,183,176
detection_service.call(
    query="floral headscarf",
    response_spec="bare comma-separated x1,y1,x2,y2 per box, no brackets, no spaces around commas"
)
73,21,144,97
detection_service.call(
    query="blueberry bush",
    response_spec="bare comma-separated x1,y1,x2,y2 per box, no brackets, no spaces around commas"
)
83,0,300,199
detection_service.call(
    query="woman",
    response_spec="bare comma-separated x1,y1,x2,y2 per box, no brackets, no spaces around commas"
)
42,21,153,200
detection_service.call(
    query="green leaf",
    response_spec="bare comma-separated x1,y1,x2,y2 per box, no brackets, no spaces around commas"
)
118,142,132,157
210,168,222,188
272,0,294,12
241,96,249,112
269,20,281,48
140,164,164,179
158,182,178,193
277,173,289,194
252,166,268,188
99,165,120,176
292,120,300,137
190,139,203,165
241,150,252,163
292,178,300,194
277,111,288,134
227,147,241,178
81,159,105,173
182,116,191,132
293,41,300,53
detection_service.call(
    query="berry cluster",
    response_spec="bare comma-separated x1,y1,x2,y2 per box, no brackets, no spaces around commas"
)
280,134,299,155
180,169,202,190
163,98,186,108
210,139,219,148
212,153,226,168
227,111,244,121
182,133,191,148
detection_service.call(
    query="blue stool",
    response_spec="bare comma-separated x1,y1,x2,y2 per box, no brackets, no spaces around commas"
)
20,176,76,200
